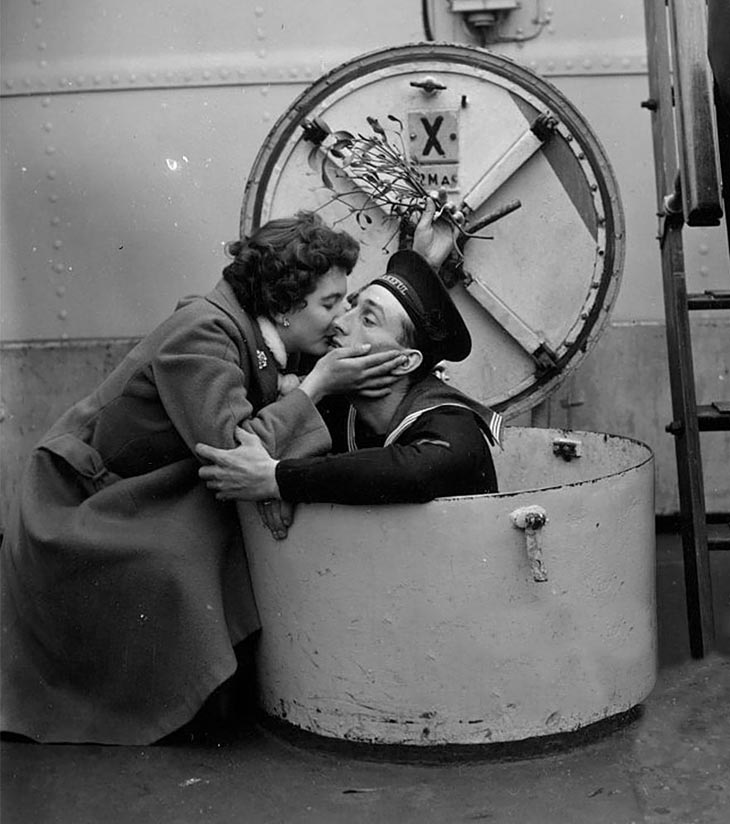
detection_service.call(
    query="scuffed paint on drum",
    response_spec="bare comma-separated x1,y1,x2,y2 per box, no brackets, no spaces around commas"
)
239,427,656,745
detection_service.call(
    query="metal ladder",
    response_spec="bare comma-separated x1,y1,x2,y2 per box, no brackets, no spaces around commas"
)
643,0,730,659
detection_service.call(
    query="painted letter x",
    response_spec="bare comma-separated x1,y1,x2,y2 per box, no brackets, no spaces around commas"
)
421,116,445,157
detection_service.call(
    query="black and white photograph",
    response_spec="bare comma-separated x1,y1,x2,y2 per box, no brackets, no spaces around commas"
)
1,2,729,821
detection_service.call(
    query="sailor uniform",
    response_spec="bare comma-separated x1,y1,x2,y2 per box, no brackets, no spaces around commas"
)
276,374,501,504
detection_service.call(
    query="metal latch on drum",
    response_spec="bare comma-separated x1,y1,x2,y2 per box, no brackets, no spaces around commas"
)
510,505,549,582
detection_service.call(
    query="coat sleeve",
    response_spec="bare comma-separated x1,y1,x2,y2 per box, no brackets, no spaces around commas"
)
148,309,331,459
275,407,497,503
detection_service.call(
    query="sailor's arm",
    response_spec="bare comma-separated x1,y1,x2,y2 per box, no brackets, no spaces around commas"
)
197,407,496,505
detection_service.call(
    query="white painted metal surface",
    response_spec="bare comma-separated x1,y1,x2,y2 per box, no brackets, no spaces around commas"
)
240,427,656,745
1,1,727,515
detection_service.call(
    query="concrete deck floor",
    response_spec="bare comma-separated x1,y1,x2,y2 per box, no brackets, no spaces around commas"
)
2,530,729,824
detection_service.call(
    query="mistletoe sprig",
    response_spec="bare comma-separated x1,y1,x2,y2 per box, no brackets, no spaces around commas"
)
306,115,494,249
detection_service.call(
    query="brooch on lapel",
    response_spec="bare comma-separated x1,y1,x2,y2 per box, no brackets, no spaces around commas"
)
256,350,268,370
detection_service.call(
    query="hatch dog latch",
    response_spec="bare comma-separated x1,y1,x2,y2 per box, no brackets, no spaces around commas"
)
510,505,549,582
552,437,582,462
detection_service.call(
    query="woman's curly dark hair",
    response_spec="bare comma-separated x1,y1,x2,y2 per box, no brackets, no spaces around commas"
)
223,212,360,317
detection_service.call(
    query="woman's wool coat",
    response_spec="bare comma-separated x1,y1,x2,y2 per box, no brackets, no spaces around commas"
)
0,279,330,744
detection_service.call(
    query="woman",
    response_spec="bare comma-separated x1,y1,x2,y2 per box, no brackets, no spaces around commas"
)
0,211,404,745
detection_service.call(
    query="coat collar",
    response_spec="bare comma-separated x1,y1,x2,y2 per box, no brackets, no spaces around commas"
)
255,316,288,370
204,278,248,322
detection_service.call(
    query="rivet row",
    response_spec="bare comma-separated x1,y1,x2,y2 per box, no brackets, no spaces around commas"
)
2,52,649,99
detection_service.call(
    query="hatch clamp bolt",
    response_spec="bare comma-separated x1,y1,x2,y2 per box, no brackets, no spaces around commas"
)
510,505,549,582
530,113,558,142
532,344,558,374
301,117,331,145
410,76,447,95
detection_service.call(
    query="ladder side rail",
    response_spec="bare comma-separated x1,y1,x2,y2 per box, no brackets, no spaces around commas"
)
708,0,730,249
644,0,679,206
668,0,723,225
660,220,716,657
643,0,716,657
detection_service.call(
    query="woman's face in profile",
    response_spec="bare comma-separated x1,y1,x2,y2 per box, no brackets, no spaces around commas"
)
281,266,348,356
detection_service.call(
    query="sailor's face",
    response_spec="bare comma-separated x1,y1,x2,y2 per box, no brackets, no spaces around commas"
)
331,284,409,353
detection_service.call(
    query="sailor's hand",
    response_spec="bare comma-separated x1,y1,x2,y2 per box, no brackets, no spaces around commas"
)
257,499,296,541
196,426,280,501
412,196,458,269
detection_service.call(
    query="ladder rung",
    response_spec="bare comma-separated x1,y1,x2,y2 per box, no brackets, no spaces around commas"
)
708,522,730,551
666,404,730,433
698,403,730,430
687,290,730,310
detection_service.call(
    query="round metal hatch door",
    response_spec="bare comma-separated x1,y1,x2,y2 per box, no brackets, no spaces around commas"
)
241,44,625,417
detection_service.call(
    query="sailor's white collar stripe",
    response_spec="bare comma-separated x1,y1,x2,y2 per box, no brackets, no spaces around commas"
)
346,405,358,452
346,404,503,452
385,404,503,448
489,409,504,448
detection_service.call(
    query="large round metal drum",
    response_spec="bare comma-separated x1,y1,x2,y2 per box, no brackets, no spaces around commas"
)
240,427,655,745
